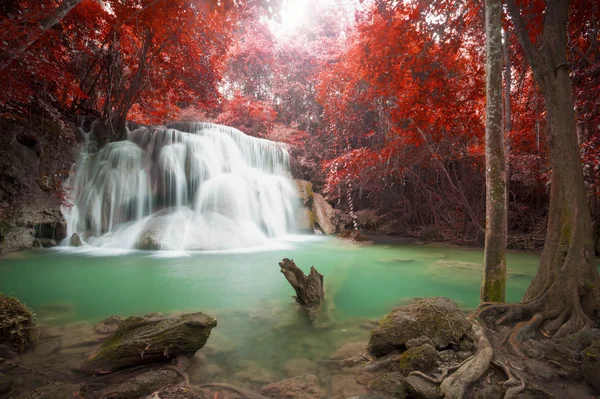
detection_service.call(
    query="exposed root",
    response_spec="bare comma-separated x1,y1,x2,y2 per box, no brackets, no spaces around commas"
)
408,353,475,384
198,383,268,399
439,319,493,399
505,313,543,357
492,359,525,399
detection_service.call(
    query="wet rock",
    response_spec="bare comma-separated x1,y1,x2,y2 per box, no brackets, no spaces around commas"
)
330,373,367,397
405,336,434,349
93,315,124,334
0,373,13,395
582,341,600,393
153,385,208,399
234,361,276,385
524,360,555,383
283,358,318,377
405,374,441,399
100,369,183,398
368,297,470,357
356,372,379,385
70,233,82,247
33,339,61,357
1,226,35,253
0,293,37,353
0,344,17,359
559,329,600,353
330,341,368,360
399,344,438,374
367,372,407,398
38,238,57,248
473,385,505,399
82,312,217,373
261,374,326,399
137,229,162,250
16,382,83,399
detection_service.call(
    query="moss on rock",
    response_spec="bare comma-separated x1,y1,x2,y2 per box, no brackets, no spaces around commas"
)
367,372,408,398
0,293,37,353
399,344,438,374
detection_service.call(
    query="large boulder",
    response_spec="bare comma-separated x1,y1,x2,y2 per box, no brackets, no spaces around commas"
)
82,312,217,373
368,297,470,357
0,293,37,353
261,375,327,399
313,193,335,234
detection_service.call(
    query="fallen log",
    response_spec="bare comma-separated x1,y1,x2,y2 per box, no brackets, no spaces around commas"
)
82,312,216,373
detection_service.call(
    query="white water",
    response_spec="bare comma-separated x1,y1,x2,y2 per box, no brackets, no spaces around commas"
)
62,122,299,251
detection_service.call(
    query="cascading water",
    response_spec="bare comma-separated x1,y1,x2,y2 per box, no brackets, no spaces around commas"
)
62,122,299,251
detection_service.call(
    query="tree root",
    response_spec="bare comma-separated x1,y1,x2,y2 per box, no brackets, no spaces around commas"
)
439,319,493,399
198,383,268,399
492,359,525,399
408,353,474,383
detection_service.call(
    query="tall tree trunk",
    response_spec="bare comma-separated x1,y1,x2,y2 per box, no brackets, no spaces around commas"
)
481,0,507,303
499,0,599,336
503,29,513,183
0,0,83,72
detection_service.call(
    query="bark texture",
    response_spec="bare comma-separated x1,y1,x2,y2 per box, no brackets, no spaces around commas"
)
82,312,217,373
481,0,508,303
279,258,324,317
481,0,600,338
0,0,83,71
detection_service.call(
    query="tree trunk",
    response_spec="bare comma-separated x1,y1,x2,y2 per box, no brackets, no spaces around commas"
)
496,0,600,336
278,258,324,319
0,0,83,71
481,0,507,303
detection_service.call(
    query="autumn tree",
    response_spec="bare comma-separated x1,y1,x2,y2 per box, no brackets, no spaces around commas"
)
481,0,599,339
481,0,507,302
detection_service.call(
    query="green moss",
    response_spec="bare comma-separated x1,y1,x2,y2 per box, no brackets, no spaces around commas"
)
308,209,315,229
0,293,37,352
481,277,505,302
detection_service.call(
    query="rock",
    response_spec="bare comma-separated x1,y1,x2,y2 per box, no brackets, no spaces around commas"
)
136,228,162,250
0,344,17,359
524,360,554,383
93,315,124,334
438,350,457,363
330,373,367,397
0,293,37,353
283,358,318,377
100,369,183,398
70,233,82,247
356,372,379,385
261,375,326,399
367,372,407,398
368,297,470,357
399,344,438,374
82,312,217,373
330,341,368,360
16,382,83,399
234,361,277,385
296,180,315,208
152,385,208,399
406,336,434,349
0,373,13,395
405,374,441,399
582,341,600,393
33,339,61,357
473,385,505,399
296,207,316,233
313,193,335,234
38,238,57,247
458,337,474,352
1,226,35,253
34,219,67,241
339,229,373,244
559,328,600,352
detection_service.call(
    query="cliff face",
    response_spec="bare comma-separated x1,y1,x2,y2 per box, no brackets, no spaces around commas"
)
0,117,79,255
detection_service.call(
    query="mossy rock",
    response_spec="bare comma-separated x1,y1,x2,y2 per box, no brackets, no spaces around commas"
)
367,372,408,398
82,312,217,373
0,293,37,353
368,297,470,357
582,341,600,393
399,344,438,374
16,382,83,399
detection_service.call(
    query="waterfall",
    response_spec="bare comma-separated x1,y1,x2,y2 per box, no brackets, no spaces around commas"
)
62,122,299,251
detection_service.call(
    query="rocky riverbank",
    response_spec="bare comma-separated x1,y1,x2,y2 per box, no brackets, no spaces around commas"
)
1,295,599,399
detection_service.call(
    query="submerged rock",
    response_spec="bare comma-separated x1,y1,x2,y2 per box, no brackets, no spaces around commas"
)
261,374,327,399
82,312,217,373
100,369,183,398
367,372,408,398
283,358,319,377
368,297,470,357
16,382,83,399
330,341,368,360
93,315,124,334
0,293,37,353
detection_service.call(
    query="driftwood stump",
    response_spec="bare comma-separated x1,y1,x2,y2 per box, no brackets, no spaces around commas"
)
279,258,324,319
